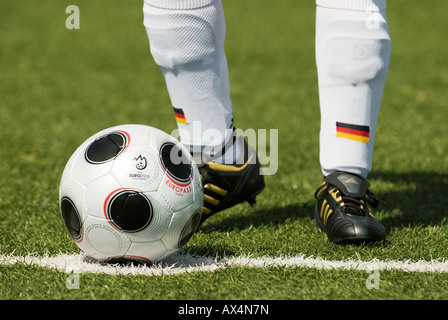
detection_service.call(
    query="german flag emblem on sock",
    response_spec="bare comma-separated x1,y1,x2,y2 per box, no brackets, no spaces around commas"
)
173,107,187,124
336,122,370,143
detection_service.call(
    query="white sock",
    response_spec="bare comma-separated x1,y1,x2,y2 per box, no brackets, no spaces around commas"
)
143,0,239,166
315,0,391,178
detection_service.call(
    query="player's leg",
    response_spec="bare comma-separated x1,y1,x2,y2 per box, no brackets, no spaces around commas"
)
314,0,391,243
143,0,233,165
143,0,265,224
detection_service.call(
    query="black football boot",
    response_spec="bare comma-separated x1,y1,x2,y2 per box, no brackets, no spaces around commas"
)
198,138,265,225
314,171,386,244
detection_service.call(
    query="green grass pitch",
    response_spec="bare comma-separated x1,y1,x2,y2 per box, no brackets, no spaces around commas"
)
0,0,448,302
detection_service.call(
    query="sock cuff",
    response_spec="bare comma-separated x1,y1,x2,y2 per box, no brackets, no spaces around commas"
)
144,0,215,10
316,0,386,11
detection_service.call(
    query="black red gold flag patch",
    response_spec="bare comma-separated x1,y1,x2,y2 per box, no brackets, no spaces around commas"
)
173,107,187,124
336,122,370,143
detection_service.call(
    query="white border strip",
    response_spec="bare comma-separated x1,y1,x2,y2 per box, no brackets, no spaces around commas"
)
1,252,448,276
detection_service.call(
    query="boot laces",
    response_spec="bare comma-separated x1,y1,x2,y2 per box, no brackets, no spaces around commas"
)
333,187,384,216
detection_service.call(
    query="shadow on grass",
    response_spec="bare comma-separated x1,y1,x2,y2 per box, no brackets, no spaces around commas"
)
199,202,315,233
191,202,315,257
369,171,448,229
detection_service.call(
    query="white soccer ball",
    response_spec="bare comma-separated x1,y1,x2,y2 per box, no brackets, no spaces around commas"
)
59,124,203,265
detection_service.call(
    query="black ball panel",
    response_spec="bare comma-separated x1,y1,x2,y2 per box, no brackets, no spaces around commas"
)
178,210,201,247
159,142,192,183
85,132,127,164
60,197,83,241
107,190,153,233
105,256,152,267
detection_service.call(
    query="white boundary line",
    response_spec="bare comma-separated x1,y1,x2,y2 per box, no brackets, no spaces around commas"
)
1,252,448,276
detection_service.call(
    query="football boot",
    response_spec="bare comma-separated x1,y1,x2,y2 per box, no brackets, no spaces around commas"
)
198,138,265,225
314,171,386,244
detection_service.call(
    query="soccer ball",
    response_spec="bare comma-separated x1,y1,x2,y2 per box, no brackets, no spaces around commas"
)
59,124,203,265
